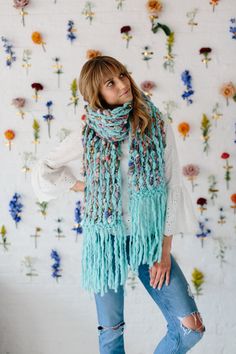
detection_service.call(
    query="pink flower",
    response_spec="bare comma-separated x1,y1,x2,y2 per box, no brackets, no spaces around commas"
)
13,0,29,8
141,80,156,92
12,97,26,108
182,164,200,177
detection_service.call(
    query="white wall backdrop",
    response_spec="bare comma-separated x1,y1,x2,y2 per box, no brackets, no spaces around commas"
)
0,1,236,353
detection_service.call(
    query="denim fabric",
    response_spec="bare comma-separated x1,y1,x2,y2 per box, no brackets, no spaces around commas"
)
94,236,205,354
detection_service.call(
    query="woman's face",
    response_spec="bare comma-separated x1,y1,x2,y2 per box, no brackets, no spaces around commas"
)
99,72,133,108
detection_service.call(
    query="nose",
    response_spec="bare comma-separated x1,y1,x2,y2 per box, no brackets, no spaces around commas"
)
118,79,127,93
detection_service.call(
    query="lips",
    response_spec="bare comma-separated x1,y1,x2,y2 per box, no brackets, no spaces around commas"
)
120,88,130,97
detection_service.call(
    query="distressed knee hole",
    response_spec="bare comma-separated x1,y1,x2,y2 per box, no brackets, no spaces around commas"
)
97,321,125,332
179,312,205,335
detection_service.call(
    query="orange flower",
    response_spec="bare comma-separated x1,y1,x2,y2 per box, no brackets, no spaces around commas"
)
86,49,102,59
32,31,46,51
178,122,190,139
4,129,15,151
4,129,15,140
146,0,162,15
220,82,235,105
210,0,219,5
32,31,43,44
231,194,236,204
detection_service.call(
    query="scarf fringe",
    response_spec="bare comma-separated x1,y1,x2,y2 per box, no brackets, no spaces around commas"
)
129,187,167,272
81,186,167,296
81,222,129,296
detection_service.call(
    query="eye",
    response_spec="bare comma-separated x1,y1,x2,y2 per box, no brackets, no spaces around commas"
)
120,73,125,78
107,81,113,87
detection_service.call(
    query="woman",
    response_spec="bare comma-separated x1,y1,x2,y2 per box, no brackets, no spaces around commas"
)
32,55,205,354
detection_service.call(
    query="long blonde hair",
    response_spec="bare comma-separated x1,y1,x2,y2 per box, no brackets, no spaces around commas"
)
78,55,152,135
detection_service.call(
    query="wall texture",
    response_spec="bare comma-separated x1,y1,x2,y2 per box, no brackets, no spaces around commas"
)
0,1,236,353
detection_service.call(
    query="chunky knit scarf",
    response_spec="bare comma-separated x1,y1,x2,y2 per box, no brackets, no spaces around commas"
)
81,94,167,295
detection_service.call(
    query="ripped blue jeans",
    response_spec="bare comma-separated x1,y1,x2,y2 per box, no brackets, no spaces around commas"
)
94,236,206,354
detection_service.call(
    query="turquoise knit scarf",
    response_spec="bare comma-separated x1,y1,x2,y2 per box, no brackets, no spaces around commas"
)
81,94,167,295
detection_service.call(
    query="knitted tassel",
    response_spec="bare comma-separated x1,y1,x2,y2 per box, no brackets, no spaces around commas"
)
81,221,129,296
129,185,167,272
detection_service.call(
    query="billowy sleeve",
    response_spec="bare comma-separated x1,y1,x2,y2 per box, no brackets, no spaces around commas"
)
31,131,84,203
163,119,198,236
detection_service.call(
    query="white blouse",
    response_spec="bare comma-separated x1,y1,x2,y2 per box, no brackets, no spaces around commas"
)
31,118,198,236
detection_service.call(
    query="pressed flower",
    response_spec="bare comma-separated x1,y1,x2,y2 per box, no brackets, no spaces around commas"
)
52,57,63,88
1,37,16,68
36,201,48,219
208,175,218,205
178,122,190,140
31,31,46,52
199,47,212,68
120,25,132,48
196,218,211,248
197,197,207,215
72,201,83,241
21,152,34,180
217,206,226,225
32,119,40,154
163,32,176,72
9,193,23,228
200,114,211,154
191,268,204,296
141,46,154,68
4,129,15,151
229,18,236,40
181,70,194,105
221,152,233,190
67,20,77,43
12,97,26,119
141,80,156,97
162,100,178,123
146,0,163,17
43,101,55,139
186,8,198,31
211,102,222,127
230,193,236,215
22,49,31,75
13,0,29,26
21,256,38,279
182,164,199,192
209,0,219,12
116,0,125,10
0,225,11,251
86,49,102,59
220,82,236,106
68,78,79,114
30,227,41,249
31,82,43,102
82,1,95,25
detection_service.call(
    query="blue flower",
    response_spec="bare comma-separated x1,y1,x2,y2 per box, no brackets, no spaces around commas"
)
9,193,23,227
72,201,83,238
67,20,77,43
50,249,62,279
1,37,16,68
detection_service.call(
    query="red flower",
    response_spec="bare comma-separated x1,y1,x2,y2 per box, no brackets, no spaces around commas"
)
197,198,207,206
199,47,212,54
120,26,131,33
221,152,230,159
31,83,44,91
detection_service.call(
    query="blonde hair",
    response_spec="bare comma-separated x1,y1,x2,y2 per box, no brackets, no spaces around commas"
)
78,55,152,135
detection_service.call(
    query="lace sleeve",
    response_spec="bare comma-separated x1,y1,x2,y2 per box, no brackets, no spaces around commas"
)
31,131,84,203
163,119,198,236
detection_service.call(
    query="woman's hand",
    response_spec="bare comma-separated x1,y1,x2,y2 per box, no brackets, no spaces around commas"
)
149,235,173,290
70,180,85,192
